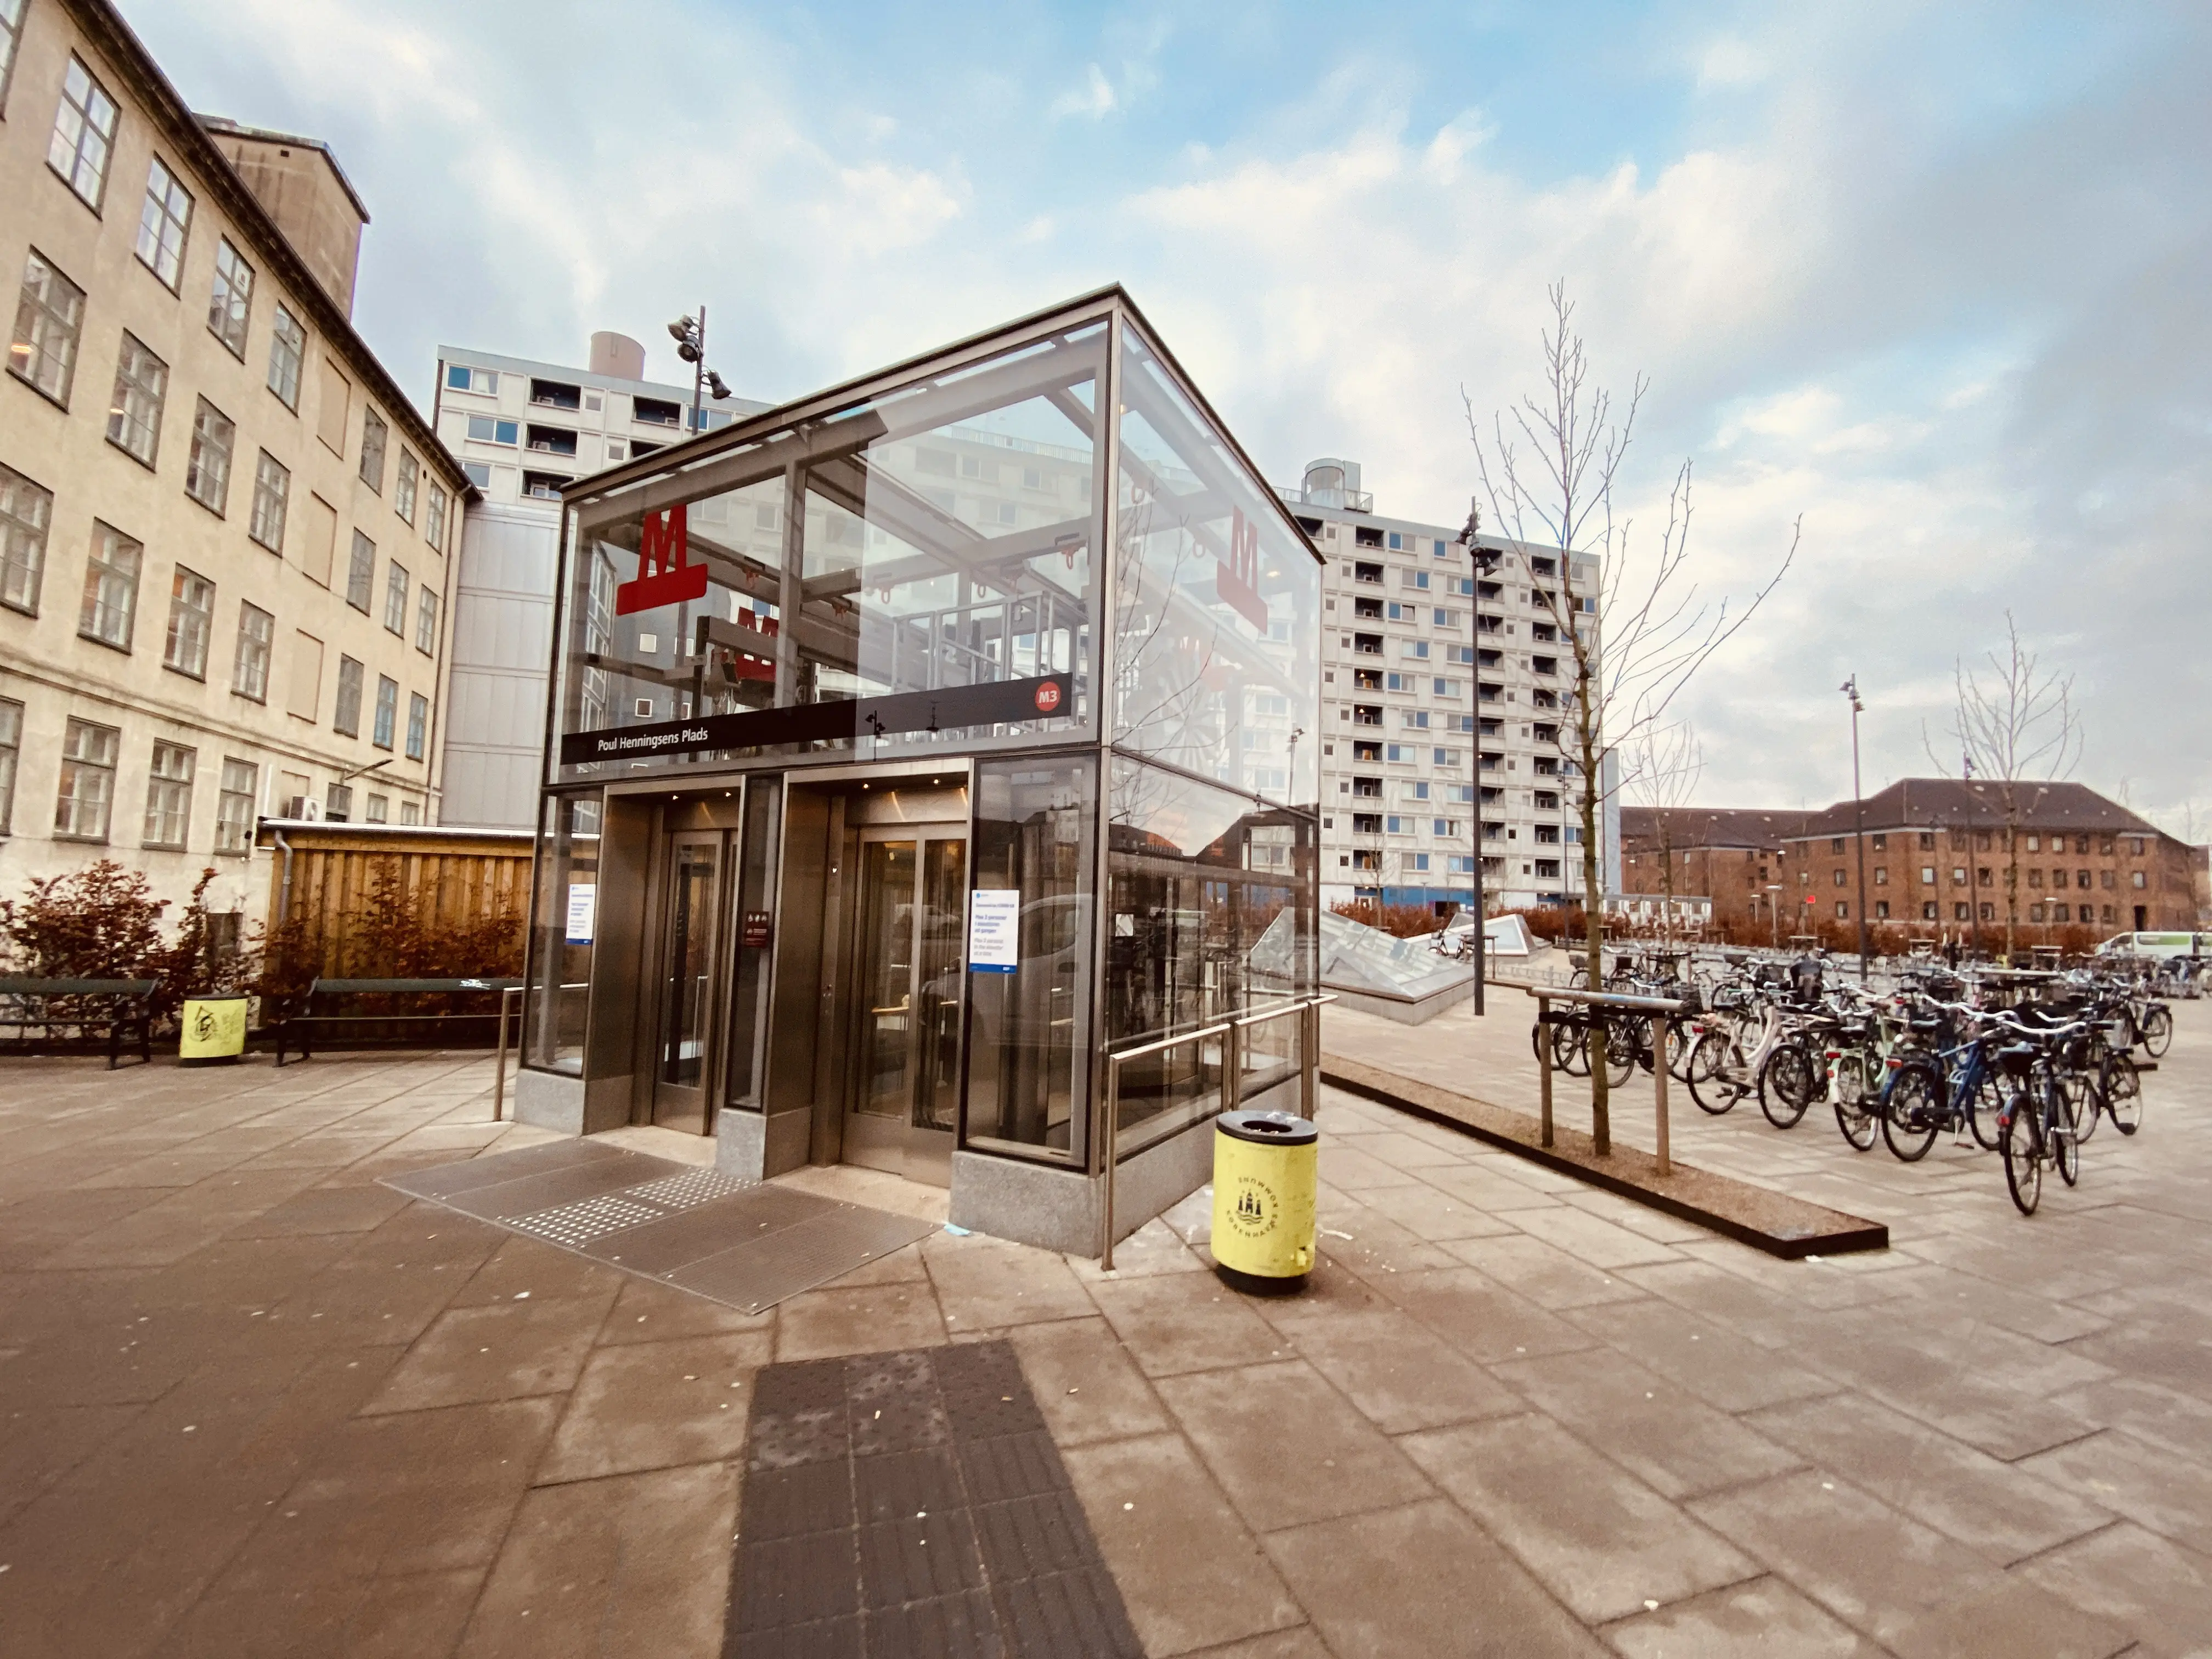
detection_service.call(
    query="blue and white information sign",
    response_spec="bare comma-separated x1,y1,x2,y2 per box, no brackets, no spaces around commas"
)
565,883,597,944
967,889,1020,974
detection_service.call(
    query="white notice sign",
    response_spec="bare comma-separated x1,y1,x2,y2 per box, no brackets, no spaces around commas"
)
967,889,1020,974
565,883,597,944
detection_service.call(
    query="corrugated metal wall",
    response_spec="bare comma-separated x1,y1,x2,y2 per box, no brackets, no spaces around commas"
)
261,826,534,977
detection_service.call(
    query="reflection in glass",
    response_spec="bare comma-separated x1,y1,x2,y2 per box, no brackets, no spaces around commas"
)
556,324,1107,780
966,756,1097,1161
1111,328,1320,809
659,839,719,1088
856,840,918,1120
1106,755,1315,1155
723,776,781,1110
525,792,599,1075
918,838,966,1133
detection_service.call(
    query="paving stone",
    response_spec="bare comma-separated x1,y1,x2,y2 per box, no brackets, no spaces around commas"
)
1381,1266,1602,1363
357,1294,610,1414
538,1330,771,1481
1445,1233,1650,1309
1883,1572,2134,1659
2017,1427,2212,1556
1003,1316,1172,1446
1561,1291,1839,1410
2025,1521,2212,1656
1269,1305,1526,1434
1263,1497,1606,1657
1085,1270,1288,1378
776,1282,947,1363
1600,1574,1882,1658
1401,1414,1757,1624
1156,1358,1434,1531
924,1229,1098,1333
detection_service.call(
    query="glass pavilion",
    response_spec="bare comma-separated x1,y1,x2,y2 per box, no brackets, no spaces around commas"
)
515,289,1323,1251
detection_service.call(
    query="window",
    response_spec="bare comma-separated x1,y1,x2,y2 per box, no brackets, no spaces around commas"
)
1434,678,1461,698
334,655,364,736
0,0,22,116
460,461,490,490
0,697,18,833
1385,744,1414,763
106,332,168,466
205,239,253,357
55,718,119,839
2025,835,2039,853
1402,709,1429,730
1875,900,1889,919
1445,644,1476,665
399,800,421,826
1433,819,1457,837
1979,902,1994,921
1410,853,1431,872
2101,869,2114,889
78,522,141,648
372,676,397,749
444,364,498,394
1386,532,1403,550
1434,540,1450,557
184,398,235,512
364,793,388,825
394,449,419,524
406,691,427,760
267,303,305,408
1955,902,1970,922
1953,867,1967,885
383,561,408,633
415,586,439,654
346,530,374,611
1402,639,1430,660
1,461,52,614
2076,870,2091,889
233,601,272,700
1836,901,1849,919
142,742,194,847
48,58,119,210
215,758,256,853
1922,901,1938,921
466,414,519,445
133,157,193,289
1870,833,1887,852
1874,866,1888,885
1831,837,1846,854
1433,608,1460,628
325,782,352,822
1385,815,1412,834
358,405,387,491
287,630,322,719
1833,869,1847,887
248,452,289,551
2051,903,2069,923
1978,867,1993,887
10,248,84,404
426,483,448,552
1434,748,1459,766
2132,871,2147,889
1921,866,1936,884
163,566,214,678
1919,832,1936,851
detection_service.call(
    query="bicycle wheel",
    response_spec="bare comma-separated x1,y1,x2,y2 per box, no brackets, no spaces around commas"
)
1551,1018,1588,1077
1963,1074,2003,1151
1999,1088,2042,1215
2141,1006,2172,1059
1881,1063,1940,1162
1686,1033,1743,1115
2052,1082,2081,1188
2102,1053,2143,1135
2067,1068,2099,1148
1759,1043,1815,1128
1835,1056,1879,1151
1600,1019,1635,1090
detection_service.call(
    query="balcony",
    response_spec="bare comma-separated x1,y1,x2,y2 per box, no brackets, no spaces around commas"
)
1353,596,1383,619
1533,655,1558,676
1534,791,1560,811
1353,561,1384,584
524,424,577,458
1351,705,1383,726
1532,689,1559,709
1351,668,1381,690
528,378,582,411
1477,683,1502,703
1533,721,1560,743
1475,614,1503,634
1350,776,1383,798
1351,814,1383,836
1477,648,1503,668
633,396,684,428
1352,634,1383,655
1352,741,1382,763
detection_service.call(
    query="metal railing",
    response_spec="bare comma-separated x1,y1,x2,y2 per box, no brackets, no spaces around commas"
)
1097,993,1334,1269
491,985,524,1122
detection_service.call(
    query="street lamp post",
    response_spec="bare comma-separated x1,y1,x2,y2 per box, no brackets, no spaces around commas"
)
1841,676,1869,981
1765,882,1782,951
665,308,733,436
1459,499,1497,1017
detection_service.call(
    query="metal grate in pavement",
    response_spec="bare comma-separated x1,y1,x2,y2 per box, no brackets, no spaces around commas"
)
503,1192,664,1249
383,1141,936,1316
729,1340,1142,1658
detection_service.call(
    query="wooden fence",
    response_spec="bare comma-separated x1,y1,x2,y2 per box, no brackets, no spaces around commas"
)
254,821,534,978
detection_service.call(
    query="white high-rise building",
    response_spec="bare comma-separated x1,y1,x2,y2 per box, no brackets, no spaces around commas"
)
1278,459,1612,917
428,335,765,826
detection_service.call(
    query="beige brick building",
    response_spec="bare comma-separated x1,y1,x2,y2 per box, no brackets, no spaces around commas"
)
0,0,470,931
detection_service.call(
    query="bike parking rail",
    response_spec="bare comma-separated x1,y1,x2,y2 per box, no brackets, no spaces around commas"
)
1506,980,1691,1175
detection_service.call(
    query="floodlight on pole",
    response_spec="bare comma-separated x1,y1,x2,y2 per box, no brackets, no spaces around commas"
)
1455,497,1492,1015
1842,675,1870,981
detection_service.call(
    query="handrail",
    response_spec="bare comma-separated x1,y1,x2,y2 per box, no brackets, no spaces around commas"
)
1099,993,1334,1270
1501,981,1686,1014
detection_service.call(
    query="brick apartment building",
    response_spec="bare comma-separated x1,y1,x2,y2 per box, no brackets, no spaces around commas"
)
1625,780,2204,943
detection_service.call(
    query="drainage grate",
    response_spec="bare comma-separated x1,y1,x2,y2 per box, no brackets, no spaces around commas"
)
384,1141,937,1316
730,1341,1142,1657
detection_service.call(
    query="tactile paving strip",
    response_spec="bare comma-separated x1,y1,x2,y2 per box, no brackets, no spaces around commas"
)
503,1192,663,1248
730,1341,1142,1658
383,1141,936,1316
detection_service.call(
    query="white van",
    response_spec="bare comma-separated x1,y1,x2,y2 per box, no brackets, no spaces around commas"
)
2096,931,2209,961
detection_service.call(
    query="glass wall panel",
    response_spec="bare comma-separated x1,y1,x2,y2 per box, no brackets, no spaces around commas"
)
1105,755,1315,1155
723,774,781,1110
1111,326,1321,809
524,792,600,1074
554,323,1105,783
966,754,1096,1162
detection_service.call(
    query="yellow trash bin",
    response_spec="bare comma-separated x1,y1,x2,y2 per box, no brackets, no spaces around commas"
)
1211,1109,1319,1293
179,995,249,1066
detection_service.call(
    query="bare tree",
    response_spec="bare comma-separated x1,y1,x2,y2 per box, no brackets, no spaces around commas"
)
1465,283,1799,1155
1626,721,1704,952
1925,612,2083,962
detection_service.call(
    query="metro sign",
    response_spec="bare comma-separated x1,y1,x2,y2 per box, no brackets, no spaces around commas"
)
1215,509,1269,634
614,504,709,616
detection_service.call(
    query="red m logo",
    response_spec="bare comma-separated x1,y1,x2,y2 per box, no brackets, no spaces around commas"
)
614,504,709,616
1215,509,1268,633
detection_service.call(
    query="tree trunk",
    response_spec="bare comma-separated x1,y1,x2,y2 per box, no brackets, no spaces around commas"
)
1580,702,1609,1155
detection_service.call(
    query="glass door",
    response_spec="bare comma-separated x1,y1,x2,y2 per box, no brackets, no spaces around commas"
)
842,826,967,1183
652,833,722,1132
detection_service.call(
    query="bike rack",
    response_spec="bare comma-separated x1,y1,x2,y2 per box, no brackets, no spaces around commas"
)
1507,981,1688,1174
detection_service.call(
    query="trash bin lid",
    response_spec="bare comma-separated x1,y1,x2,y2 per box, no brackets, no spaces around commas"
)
1217,1109,1318,1147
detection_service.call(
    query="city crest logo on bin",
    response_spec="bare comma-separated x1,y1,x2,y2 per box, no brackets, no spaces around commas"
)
192,1006,217,1041
1223,1176,1277,1238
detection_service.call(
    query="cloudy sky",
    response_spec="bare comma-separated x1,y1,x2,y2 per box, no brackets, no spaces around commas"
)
128,1,2210,825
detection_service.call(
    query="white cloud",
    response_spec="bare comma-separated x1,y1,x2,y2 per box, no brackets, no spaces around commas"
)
1051,63,1118,120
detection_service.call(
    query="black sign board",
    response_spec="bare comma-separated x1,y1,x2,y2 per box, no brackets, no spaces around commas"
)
557,674,1075,769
